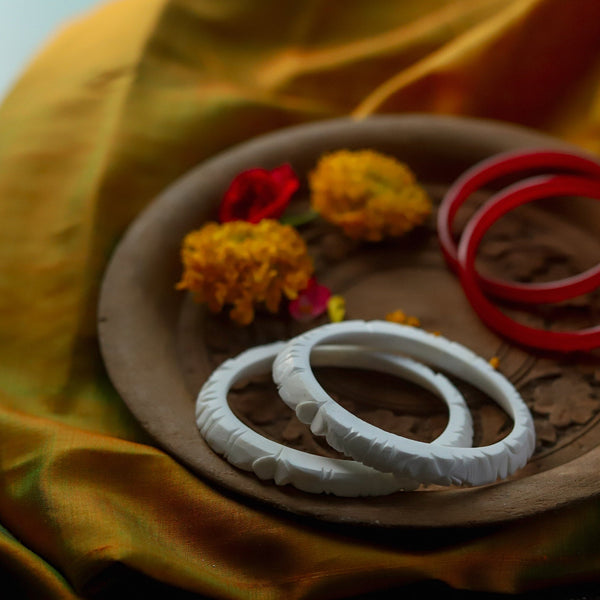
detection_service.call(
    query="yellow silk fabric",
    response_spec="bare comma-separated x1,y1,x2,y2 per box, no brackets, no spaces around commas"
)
2,0,600,597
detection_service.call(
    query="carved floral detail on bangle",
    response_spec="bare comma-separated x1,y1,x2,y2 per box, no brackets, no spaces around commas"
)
308,149,432,241
176,219,313,325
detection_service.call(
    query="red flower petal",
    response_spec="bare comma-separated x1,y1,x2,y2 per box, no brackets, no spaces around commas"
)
219,164,299,223
289,278,331,321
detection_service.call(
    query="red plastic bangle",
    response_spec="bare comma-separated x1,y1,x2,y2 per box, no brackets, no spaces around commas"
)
457,174,600,353
438,149,600,304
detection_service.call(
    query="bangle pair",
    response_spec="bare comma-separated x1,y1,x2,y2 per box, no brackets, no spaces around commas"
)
437,149,600,352
197,321,535,496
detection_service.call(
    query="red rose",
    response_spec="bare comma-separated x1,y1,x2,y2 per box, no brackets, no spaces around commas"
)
219,164,299,223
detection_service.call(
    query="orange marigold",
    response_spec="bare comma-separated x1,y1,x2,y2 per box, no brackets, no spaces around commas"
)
309,149,432,241
176,219,313,325
385,309,421,327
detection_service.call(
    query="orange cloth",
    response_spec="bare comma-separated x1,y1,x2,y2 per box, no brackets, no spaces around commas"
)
2,0,600,597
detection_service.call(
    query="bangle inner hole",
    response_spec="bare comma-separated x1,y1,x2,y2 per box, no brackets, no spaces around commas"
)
476,196,599,288
227,364,513,455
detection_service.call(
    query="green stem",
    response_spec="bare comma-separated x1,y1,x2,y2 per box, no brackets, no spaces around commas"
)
280,209,320,227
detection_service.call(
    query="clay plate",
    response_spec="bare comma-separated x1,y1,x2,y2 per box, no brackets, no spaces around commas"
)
98,115,600,528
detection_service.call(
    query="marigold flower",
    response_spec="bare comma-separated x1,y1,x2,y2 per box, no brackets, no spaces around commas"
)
176,219,313,325
489,356,500,369
219,164,299,223
288,277,331,322
309,149,432,241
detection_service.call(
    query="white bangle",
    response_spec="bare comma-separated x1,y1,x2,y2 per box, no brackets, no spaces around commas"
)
197,341,473,497
272,320,536,487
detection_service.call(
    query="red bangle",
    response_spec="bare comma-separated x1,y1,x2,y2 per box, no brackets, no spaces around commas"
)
457,174,600,353
438,149,600,304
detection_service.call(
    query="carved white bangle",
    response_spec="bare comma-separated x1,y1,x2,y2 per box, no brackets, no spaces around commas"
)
196,341,473,497
272,320,536,487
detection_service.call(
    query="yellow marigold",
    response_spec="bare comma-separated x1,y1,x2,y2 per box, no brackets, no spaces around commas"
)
309,149,432,241
176,219,313,325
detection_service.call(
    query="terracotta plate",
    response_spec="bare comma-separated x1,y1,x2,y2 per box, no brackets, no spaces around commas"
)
98,115,600,528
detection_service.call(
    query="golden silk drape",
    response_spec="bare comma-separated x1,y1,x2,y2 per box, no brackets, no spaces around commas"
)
2,0,600,597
